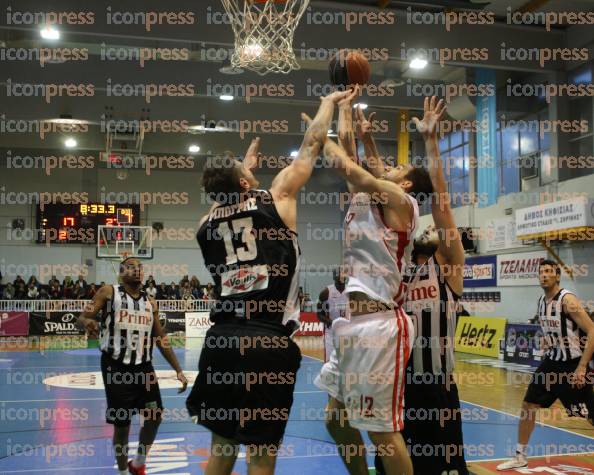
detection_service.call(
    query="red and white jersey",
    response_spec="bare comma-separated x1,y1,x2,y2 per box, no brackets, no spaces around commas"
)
343,192,419,307
327,284,349,321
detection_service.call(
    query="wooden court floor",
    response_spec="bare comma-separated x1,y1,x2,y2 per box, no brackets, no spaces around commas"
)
297,336,594,474
2,335,594,474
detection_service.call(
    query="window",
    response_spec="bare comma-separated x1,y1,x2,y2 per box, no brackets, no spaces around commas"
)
439,131,471,208
497,109,551,195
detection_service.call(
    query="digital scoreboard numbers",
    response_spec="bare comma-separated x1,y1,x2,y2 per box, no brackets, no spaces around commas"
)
36,203,140,244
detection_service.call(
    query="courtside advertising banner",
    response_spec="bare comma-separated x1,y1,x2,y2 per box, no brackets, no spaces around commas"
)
455,316,507,358
0,311,29,336
295,312,324,336
504,323,544,367
158,311,186,334
28,311,84,336
463,255,497,288
185,311,212,337
497,251,547,286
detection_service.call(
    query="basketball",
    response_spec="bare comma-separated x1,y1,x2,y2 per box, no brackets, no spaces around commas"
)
328,49,371,87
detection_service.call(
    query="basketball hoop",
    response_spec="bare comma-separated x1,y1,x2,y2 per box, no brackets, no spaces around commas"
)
221,0,310,75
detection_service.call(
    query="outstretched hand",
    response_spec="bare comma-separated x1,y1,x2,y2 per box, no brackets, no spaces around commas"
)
243,137,261,171
323,89,355,104
338,85,360,108
413,96,447,140
355,106,376,141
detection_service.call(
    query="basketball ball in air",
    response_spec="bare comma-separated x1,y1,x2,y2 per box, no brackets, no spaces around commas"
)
329,49,371,86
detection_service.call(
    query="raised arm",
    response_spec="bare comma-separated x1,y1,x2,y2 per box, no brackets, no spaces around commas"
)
355,106,386,178
413,97,465,281
241,137,262,172
322,136,413,228
270,90,351,201
337,87,359,161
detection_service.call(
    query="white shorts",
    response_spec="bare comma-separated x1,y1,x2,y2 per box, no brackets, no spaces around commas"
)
315,318,343,400
330,308,413,433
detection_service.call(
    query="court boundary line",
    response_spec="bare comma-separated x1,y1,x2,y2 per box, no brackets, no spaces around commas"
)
0,390,324,404
469,450,594,463
463,400,594,441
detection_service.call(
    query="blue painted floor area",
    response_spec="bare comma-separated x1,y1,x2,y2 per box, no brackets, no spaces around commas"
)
0,347,592,473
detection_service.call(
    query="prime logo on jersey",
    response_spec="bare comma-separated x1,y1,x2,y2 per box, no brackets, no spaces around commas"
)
115,308,152,330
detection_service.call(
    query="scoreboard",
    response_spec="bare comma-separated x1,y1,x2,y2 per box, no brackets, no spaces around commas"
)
36,203,140,244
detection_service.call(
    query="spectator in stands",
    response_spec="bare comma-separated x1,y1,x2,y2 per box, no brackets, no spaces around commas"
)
202,283,215,300
49,282,61,299
76,274,87,290
27,276,40,289
298,287,305,310
190,275,200,289
191,284,202,299
169,282,180,300
179,275,189,289
146,282,157,299
13,275,25,288
2,283,15,299
72,282,85,299
27,283,39,299
86,284,97,299
181,282,194,300
49,275,60,287
38,288,49,300
157,283,169,300
15,283,26,299
145,275,157,289
62,276,74,298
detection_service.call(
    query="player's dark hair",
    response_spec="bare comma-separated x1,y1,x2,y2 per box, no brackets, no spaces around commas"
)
202,155,244,205
405,167,434,204
539,259,560,275
412,238,438,263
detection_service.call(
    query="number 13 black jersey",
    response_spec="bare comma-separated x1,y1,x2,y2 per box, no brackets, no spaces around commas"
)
196,190,301,326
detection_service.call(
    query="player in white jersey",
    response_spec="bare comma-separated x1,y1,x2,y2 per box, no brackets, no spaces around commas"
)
497,259,594,471
317,268,349,362
309,87,434,475
375,96,468,475
78,257,188,475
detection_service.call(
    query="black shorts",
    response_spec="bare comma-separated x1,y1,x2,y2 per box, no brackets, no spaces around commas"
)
186,319,301,445
524,357,594,420
402,372,468,475
100,353,163,427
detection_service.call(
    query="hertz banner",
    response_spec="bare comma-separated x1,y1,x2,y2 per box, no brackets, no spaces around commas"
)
455,316,507,358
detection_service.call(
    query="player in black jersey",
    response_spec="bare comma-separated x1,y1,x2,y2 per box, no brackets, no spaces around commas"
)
497,260,594,471
78,257,188,475
186,90,351,475
370,96,468,475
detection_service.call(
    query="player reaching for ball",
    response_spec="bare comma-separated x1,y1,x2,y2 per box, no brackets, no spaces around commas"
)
373,97,469,475
185,89,351,475
308,86,434,475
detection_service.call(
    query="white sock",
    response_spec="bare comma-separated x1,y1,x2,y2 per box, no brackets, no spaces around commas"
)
133,452,146,467
516,444,527,456
119,470,129,475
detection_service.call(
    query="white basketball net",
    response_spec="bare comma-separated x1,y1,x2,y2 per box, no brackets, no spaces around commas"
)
221,0,310,75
